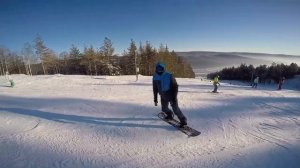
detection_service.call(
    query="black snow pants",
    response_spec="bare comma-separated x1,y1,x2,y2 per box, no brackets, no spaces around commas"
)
161,97,186,122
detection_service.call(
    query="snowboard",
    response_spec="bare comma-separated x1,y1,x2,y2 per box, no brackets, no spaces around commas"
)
158,112,201,137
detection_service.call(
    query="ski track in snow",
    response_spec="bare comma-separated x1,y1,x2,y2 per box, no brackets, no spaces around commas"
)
0,75,300,168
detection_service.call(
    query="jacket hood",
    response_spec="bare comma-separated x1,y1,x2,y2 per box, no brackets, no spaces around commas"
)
155,63,165,74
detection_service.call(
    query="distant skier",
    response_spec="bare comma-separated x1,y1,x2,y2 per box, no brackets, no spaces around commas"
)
277,77,285,90
153,62,187,127
212,75,220,93
5,71,14,87
252,76,259,88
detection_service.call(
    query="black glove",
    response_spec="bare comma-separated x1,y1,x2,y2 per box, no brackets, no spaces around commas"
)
154,100,158,106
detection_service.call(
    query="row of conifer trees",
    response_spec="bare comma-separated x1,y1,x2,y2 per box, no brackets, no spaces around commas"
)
207,63,300,83
0,35,195,78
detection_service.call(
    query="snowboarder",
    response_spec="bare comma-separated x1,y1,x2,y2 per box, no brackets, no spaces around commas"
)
153,62,187,127
277,77,285,90
212,75,220,93
252,76,259,88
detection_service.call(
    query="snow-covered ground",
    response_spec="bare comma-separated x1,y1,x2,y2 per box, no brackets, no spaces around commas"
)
1,75,300,168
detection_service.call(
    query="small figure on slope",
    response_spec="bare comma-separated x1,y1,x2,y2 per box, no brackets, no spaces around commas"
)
5,71,14,87
212,75,220,93
153,63,187,127
252,76,259,88
277,77,285,90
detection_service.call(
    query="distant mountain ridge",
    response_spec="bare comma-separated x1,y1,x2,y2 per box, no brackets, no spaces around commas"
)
177,51,300,57
176,51,300,76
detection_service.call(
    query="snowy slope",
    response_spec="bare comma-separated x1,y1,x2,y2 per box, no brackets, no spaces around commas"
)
1,75,300,168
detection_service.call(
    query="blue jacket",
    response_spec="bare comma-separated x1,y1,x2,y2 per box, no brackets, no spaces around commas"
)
153,63,178,101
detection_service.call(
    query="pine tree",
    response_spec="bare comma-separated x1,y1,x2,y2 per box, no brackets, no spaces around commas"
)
69,45,81,59
120,50,129,74
144,41,157,76
138,42,146,75
59,51,69,74
127,39,137,75
98,37,120,75
69,45,82,74
81,46,95,75
100,37,114,62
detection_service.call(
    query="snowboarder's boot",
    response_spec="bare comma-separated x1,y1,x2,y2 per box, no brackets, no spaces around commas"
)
164,113,173,120
179,117,187,128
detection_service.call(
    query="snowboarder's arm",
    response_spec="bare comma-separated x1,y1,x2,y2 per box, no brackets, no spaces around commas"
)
170,75,178,99
153,80,158,104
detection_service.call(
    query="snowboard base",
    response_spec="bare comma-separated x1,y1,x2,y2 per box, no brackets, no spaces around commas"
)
158,112,201,137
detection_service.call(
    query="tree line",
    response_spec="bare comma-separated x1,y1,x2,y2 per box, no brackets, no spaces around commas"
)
207,63,300,83
0,35,195,78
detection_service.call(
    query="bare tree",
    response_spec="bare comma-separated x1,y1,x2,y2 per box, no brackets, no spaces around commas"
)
0,47,10,75
21,42,34,75
43,49,59,74
0,47,6,75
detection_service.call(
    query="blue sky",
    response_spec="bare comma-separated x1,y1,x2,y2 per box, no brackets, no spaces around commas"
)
1,0,300,55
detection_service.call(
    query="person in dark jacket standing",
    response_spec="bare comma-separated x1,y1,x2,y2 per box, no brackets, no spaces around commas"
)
278,77,285,90
153,63,187,127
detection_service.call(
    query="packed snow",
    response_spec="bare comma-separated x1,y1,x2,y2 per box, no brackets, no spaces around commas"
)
1,75,300,168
